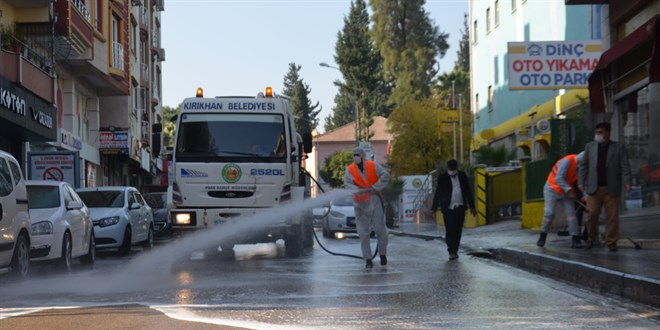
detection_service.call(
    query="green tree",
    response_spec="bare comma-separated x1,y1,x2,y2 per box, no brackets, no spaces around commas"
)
282,63,321,133
454,13,470,73
328,0,391,139
319,150,352,188
474,145,517,167
161,105,180,148
370,0,449,107
387,98,451,176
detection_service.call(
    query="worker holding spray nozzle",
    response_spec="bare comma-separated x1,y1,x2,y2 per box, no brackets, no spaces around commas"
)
344,147,391,269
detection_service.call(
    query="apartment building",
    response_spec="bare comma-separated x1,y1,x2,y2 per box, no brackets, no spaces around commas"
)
469,0,595,160
0,0,164,190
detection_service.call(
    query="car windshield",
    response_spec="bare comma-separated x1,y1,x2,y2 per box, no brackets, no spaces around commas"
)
143,193,166,209
77,190,125,208
333,195,354,207
27,185,60,209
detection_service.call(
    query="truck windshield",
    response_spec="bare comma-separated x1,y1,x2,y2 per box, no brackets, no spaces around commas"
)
175,113,287,162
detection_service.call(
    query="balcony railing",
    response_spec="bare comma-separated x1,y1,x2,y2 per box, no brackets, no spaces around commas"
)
151,80,160,100
112,41,124,71
140,62,149,83
71,0,92,24
1,34,53,75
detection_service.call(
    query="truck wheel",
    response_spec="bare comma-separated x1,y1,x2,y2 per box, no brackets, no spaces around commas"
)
285,224,303,257
302,219,314,249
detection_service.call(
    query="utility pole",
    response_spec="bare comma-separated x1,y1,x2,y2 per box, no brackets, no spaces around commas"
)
452,80,456,160
459,94,463,163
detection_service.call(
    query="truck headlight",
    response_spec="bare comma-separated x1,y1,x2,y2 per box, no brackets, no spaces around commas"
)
31,221,53,235
98,216,120,227
175,213,192,225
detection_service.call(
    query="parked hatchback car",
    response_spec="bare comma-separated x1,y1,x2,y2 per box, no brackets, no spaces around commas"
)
76,186,154,256
322,194,357,238
142,192,171,238
0,150,31,277
26,180,95,270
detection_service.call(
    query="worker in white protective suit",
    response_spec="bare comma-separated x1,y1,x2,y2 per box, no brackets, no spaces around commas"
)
343,147,391,269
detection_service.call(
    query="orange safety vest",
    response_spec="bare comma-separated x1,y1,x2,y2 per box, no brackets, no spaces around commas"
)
547,154,578,195
348,161,380,202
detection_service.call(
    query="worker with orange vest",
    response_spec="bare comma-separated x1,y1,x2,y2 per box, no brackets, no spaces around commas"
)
344,147,391,269
537,152,584,248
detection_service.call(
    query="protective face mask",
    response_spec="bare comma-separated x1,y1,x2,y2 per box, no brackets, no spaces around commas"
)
448,170,458,177
353,156,362,164
595,134,605,143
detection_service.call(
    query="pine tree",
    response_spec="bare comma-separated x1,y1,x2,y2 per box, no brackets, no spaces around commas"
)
282,63,321,133
454,13,470,72
370,0,449,107
327,0,390,139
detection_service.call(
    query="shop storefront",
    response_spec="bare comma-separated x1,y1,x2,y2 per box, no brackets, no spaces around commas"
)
588,14,660,225
0,76,57,164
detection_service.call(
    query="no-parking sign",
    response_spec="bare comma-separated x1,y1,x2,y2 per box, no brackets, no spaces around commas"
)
28,151,80,187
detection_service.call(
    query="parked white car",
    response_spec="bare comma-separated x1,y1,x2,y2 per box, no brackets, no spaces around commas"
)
76,186,154,256
322,194,357,238
0,150,31,277
27,180,95,270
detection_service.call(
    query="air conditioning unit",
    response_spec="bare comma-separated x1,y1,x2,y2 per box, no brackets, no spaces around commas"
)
157,48,166,61
131,0,143,7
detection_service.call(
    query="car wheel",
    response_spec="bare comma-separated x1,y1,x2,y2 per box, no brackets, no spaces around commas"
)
59,231,73,272
10,234,29,278
118,226,132,256
80,231,95,265
142,225,154,249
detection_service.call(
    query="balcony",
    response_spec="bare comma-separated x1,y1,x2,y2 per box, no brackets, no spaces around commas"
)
0,37,55,104
151,80,160,105
54,0,94,59
111,41,125,72
140,62,149,85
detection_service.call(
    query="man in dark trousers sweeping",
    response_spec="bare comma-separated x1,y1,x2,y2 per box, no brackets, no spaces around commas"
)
430,159,476,260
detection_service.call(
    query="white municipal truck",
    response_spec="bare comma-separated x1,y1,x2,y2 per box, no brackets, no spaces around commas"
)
168,87,314,257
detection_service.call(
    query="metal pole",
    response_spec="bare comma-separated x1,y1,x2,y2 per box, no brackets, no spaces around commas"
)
452,80,456,159
354,87,359,146
459,94,463,163
453,122,457,160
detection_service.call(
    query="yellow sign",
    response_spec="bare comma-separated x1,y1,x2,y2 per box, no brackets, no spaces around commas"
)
442,110,459,123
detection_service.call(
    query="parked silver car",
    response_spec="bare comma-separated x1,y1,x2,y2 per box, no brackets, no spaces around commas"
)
27,180,95,271
76,186,154,256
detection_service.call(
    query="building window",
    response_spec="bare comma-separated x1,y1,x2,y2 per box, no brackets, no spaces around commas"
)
512,0,517,12
495,0,500,27
622,87,660,211
131,20,137,55
486,8,491,34
473,20,478,44
488,86,493,112
94,0,104,32
475,93,480,116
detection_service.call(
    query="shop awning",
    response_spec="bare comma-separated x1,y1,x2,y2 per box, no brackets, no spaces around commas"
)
588,14,660,112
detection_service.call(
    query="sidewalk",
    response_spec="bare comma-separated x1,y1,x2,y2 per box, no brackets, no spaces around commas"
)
391,220,660,309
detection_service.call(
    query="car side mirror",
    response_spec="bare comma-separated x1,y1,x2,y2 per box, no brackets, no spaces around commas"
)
67,201,83,210
130,202,141,210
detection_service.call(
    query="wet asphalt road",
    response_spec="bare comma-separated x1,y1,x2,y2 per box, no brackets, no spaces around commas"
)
1,231,659,329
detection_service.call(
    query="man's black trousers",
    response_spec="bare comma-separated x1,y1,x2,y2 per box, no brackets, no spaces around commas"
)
442,206,466,254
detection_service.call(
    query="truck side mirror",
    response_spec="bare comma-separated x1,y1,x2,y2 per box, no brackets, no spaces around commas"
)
152,123,163,133
302,132,313,153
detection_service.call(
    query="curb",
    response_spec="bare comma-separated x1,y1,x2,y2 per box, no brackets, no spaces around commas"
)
489,247,660,309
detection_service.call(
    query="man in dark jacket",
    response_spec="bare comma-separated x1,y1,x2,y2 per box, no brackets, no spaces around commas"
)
430,159,477,260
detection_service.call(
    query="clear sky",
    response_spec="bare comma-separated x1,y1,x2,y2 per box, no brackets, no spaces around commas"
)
161,0,468,133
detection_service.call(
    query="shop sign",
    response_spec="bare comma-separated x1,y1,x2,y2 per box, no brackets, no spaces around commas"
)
100,131,129,154
28,151,80,188
508,40,601,90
